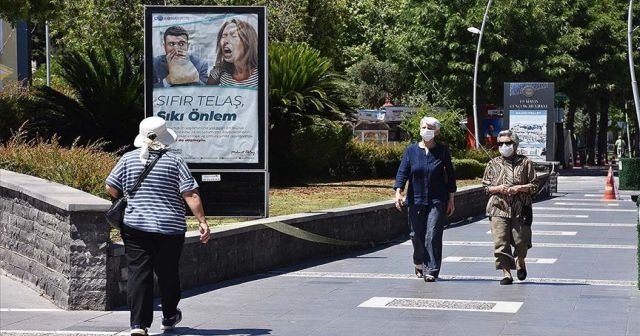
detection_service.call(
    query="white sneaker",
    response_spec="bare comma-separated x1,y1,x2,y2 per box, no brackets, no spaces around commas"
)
130,326,148,336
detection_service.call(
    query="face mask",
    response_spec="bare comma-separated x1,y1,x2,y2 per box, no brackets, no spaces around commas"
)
499,143,514,157
420,129,435,142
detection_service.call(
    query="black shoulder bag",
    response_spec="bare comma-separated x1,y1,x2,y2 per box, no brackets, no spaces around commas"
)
105,150,165,230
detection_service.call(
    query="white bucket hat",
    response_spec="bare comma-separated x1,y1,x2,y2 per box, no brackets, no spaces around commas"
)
133,116,177,147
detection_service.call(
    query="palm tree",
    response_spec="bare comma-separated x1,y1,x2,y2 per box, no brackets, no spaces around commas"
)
34,48,143,151
268,43,355,181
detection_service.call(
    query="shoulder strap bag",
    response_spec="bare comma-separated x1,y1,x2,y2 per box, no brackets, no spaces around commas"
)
105,150,166,230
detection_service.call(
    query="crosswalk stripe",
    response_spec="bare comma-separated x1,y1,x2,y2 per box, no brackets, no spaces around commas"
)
533,207,635,212
0,308,63,312
553,202,619,206
443,256,557,264
473,221,635,227
485,230,576,236
554,198,633,202
399,241,635,249
278,271,637,287
534,214,589,218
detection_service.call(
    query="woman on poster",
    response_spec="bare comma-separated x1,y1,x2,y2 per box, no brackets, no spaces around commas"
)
207,18,258,87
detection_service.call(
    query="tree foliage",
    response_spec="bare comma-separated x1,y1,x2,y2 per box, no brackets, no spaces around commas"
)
346,54,407,108
32,48,143,150
3,0,640,164
400,106,466,152
268,42,354,181
0,0,57,24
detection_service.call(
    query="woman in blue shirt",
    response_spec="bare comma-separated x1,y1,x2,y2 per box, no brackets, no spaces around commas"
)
394,117,457,282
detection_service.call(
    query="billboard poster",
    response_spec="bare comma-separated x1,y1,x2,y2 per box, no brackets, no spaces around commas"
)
509,110,547,160
144,7,266,169
483,117,503,149
503,82,555,161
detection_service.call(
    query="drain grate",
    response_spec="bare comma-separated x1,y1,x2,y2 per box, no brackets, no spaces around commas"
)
359,297,523,313
387,298,496,311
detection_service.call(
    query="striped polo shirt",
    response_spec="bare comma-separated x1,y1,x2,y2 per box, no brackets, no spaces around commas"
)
106,149,198,235
219,68,258,87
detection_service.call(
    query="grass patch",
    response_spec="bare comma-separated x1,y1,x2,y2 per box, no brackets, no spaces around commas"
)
187,177,483,230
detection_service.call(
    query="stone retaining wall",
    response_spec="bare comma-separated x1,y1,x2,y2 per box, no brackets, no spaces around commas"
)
0,169,550,310
0,169,112,310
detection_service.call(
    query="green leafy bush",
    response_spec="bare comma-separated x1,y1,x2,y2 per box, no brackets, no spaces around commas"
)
400,106,466,153
452,159,486,180
33,48,142,151
290,121,353,179
336,140,406,178
0,125,118,199
268,42,355,182
619,158,640,190
0,82,41,142
335,140,486,180
454,148,498,163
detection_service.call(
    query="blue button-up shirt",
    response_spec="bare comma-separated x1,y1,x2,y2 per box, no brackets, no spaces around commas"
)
394,143,457,206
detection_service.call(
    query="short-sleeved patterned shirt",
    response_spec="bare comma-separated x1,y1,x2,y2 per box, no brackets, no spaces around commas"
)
106,149,198,235
482,154,538,219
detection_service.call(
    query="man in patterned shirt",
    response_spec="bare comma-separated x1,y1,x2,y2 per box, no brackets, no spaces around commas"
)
482,129,538,285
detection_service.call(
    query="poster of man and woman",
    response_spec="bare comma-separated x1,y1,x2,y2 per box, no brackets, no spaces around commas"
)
145,7,265,166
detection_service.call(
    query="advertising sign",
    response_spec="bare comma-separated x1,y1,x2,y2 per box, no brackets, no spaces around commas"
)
144,6,266,169
144,6,268,217
503,82,555,161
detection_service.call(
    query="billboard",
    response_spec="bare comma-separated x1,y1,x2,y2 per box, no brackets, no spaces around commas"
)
503,82,555,162
144,6,268,217
144,6,266,170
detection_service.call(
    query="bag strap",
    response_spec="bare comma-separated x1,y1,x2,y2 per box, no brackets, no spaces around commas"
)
125,150,166,198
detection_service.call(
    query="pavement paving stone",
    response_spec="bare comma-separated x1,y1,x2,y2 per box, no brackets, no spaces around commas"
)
1,174,639,335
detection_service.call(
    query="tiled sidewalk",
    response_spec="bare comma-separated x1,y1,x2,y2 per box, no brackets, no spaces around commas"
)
1,175,639,336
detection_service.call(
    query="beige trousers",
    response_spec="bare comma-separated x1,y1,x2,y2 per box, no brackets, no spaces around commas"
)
490,216,531,270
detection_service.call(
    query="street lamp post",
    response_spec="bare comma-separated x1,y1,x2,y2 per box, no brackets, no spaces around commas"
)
469,0,493,149
628,0,640,137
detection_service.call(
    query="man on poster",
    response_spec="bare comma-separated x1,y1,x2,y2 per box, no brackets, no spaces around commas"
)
153,26,208,88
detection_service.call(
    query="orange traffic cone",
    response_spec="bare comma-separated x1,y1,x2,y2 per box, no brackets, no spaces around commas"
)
603,166,617,200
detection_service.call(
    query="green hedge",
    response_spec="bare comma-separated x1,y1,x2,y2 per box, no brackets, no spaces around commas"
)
335,140,406,178
453,159,486,180
453,148,498,164
620,158,640,190
0,82,40,143
334,141,486,180
290,122,353,179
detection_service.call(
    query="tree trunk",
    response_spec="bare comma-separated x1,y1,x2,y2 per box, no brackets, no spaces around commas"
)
565,100,577,162
269,117,298,184
597,94,610,165
585,97,598,165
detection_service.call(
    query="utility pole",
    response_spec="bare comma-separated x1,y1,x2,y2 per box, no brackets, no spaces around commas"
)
471,0,494,149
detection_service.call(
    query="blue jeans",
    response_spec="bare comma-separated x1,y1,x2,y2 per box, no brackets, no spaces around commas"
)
408,203,446,277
